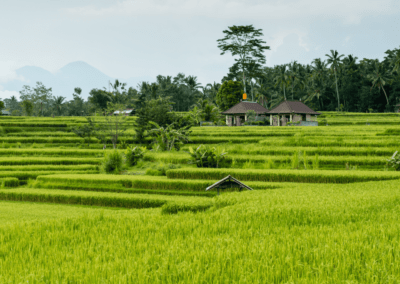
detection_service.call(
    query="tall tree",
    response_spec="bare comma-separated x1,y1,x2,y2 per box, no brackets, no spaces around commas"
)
274,65,289,100
216,80,243,111
19,82,54,116
367,60,393,106
53,96,66,116
287,61,302,100
217,25,270,95
325,50,345,110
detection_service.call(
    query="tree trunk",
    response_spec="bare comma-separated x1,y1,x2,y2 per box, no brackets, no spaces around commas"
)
381,85,390,105
251,81,254,101
283,84,286,100
334,68,340,110
291,82,294,100
243,68,246,94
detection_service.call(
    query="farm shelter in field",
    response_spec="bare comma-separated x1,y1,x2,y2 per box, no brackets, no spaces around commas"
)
221,101,269,126
267,100,321,126
206,175,253,195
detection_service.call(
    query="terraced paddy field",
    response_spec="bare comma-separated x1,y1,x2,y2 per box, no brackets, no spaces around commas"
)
1,113,400,282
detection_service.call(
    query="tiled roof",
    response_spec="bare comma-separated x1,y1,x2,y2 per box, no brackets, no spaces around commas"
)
267,100,320,115
221,101,269,115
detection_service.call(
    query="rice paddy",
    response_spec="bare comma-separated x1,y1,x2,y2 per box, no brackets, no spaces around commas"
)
1,113,400,282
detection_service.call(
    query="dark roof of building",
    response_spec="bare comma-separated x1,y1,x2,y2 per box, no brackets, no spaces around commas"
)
267,100,321,115
221,101,269,115
206,175,253,191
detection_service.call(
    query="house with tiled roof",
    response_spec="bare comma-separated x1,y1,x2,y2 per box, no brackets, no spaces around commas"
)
221,101,269,126
267,100,320,126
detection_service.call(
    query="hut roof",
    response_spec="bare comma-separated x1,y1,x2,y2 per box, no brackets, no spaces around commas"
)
206,175,253,191
221,101,268,115
267,100,320,115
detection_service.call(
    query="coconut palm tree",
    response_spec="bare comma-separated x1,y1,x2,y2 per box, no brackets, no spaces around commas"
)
391,51,400,75
306,58,329,109
367,60,394,106
287,61,302,100
325,50,345,110
274,65,289,100
53,96,66,116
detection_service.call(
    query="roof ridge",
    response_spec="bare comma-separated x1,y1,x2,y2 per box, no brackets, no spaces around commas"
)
285,100,293,113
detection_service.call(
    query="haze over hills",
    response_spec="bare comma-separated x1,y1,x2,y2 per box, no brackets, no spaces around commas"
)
0,61,154,100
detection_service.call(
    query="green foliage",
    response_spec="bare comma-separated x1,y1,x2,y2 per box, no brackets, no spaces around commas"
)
216,80,243,111
145,163,180,176
88,89,112,111
102,150,123,174
21,100,34,116
71,117,98,147
188,145,227,168
246,110,256,122
387,151,400,171
125,146,146,166
19,82,53,116
148,122,190,151
97,103,130,149
217,25,270,93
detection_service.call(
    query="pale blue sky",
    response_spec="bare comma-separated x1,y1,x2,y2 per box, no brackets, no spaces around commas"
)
1,0,399,99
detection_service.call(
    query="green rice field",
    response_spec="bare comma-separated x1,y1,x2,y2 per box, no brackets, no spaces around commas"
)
1,113,400,282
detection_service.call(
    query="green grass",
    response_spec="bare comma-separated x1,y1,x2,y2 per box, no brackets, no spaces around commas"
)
166,168,400,183
1,117,400,281
1,180,400,282
0,201,131,226
0,188,208,209
35,174,282,191
0,157,102,165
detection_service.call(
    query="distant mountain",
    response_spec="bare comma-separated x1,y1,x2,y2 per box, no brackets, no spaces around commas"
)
0,61,154,100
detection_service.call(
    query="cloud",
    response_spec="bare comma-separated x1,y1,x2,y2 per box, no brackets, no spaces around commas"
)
65,0,398,25
0,61,25,83
265,30,310,66
0,86,20,100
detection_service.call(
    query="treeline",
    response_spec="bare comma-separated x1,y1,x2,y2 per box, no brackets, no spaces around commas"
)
3,73,220,117
3,34,400,115
241,48,400,113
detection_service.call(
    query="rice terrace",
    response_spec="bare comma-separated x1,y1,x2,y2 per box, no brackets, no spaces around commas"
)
1,17,400,283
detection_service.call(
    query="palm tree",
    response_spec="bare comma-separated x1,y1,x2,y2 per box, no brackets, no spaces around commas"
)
287,61,302,100
306,59,328,109
254,77,271,108
325,50,345,110
205,82,221,105
391,51,400,75
54,96,66,116
367,60,393,106
274,65,289,100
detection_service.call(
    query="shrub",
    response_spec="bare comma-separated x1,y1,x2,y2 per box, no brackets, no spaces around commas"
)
188,145,227,168
102,150,123,174
125,146,146,166
387,151,400,171
146,163,180,176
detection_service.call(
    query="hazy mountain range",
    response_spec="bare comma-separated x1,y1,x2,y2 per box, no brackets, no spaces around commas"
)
1,61,154,100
